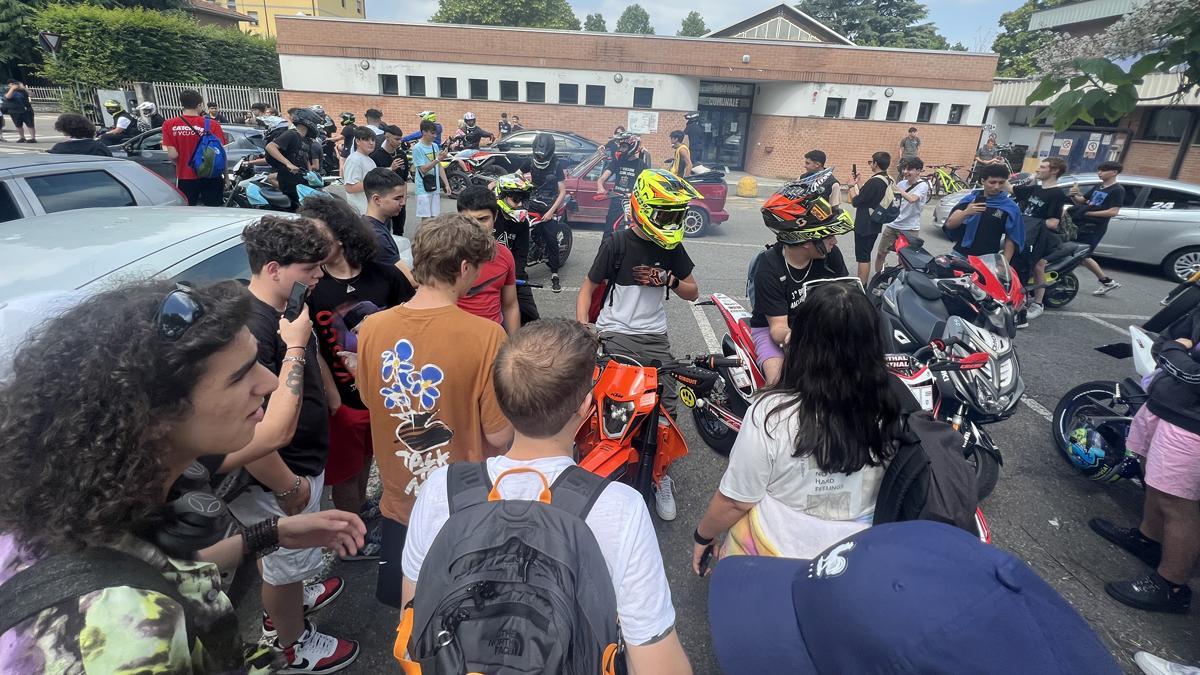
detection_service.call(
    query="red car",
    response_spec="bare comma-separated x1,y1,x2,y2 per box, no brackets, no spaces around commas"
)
564,151,730,237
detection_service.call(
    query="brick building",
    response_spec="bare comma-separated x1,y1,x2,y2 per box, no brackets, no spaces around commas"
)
274,6,997,179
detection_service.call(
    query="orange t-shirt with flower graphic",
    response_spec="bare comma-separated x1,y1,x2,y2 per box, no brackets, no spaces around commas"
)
357,304,509,524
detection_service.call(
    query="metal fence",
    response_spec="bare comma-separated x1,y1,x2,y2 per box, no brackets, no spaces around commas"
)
150,82,280,121
25,85,69,112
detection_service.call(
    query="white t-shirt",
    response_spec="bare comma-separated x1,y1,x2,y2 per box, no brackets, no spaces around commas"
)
719,393,885,559
343,151,376,214
402,455,677,646
888,178,930,232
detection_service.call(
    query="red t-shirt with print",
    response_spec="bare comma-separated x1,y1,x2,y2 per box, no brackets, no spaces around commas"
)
457,243,516,325
161,115,225,181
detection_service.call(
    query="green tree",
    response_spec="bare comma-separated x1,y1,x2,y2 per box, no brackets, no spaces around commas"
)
431,0,581,30
615,4,654,34
678,10,707,36
583,12,607,31
0,0,36,79
796,0,958,49
991,0,1064,77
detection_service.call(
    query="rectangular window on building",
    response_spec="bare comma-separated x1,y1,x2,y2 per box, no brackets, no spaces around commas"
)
407,76,426,97
559,83,578,104
527,82,546,103
247,10,258,24
917,102,937,123
855,99,875,120
948,104,967,125
439,77,458,99
380,74,399,96
586,85,606,106
824,97,844,118
633,87,654,109
886,101,905,122
226,0,236,8
1142,108,1193,142
469,79,489,101
500,80,519,102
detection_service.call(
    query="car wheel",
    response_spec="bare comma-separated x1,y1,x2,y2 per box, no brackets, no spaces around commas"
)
1163,246,1200,283
683,207,710,237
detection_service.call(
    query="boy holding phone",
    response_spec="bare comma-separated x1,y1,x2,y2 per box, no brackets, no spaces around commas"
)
1069,161,1125,295
944,163,1024,261
412,119,450,223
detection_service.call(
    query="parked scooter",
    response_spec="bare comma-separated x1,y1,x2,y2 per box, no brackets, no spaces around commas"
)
225,155,335,210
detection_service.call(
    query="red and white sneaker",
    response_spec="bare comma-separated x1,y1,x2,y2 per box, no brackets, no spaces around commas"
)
278,620,359,674
261,577,345,641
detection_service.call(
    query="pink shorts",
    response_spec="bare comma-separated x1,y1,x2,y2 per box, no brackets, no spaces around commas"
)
1127,406,1200,501
751,326,784,368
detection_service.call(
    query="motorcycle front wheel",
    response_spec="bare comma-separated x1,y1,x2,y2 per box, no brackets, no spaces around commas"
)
968,442,1000,502
1051,380,1134,464
555,222,573,266
1043,272,1079,309
692,405,736,456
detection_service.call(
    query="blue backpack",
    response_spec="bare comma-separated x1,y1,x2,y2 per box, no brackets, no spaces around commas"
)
185,117,227,179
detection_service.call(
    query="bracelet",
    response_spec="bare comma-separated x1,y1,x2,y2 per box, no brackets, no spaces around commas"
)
285,345,305,352
242,516,280,558
273,475,302,498
693,528,714,546
282,355,307,366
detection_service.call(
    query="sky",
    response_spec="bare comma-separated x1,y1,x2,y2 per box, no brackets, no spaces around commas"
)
364,0,1026,52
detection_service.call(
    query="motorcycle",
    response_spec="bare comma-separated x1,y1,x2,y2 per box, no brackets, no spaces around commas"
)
225,155,336,210
524,196,575,270
575,343,739,512
444,149,508,196
1025,241,1093,309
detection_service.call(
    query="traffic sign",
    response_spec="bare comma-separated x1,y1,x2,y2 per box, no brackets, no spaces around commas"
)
38,31,62,54
1084,140,1100,159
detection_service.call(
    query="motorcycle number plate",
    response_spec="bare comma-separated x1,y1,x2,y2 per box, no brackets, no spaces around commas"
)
914,383,934,412
731,369,751,389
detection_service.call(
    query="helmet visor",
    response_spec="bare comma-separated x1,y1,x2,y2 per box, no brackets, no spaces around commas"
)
649,206,687,228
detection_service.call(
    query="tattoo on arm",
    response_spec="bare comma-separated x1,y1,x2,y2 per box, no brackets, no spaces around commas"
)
285,362,304,395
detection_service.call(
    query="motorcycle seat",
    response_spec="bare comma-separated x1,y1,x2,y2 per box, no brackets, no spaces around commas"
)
1045,242,1091,265
905,234,926,249
908,271,943,302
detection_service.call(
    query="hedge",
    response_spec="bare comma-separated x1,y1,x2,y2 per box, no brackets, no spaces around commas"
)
33,3,281,89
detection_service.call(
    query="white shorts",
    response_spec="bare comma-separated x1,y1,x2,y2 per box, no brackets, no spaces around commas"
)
416,193,441,218
227,471,326,586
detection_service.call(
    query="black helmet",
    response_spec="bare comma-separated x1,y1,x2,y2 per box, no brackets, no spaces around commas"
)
290,108,323,138
532,133,555,170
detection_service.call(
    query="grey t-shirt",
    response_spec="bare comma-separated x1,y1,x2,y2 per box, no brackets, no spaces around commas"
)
899,136,921,158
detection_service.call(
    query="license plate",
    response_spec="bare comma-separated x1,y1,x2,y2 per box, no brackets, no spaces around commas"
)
916,384,934,411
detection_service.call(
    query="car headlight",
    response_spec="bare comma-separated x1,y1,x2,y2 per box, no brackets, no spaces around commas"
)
603,399,636,438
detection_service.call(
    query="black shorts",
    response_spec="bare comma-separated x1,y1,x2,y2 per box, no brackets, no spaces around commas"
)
9,110,34,128
376,516,408,607
177,177,224,207
854,228,880,264
1076,227,1108,256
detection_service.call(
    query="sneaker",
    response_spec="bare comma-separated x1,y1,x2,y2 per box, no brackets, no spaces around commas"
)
15,138,26,143
339,540,381,562
655,475,677,521
1026,302,1044,320
1014,309,1029,329
1106,572,1192,614
262,577,345,639
1089,518,1162,568
1093,279,1122,296
551,274,562,293
1134,651,1200,675
279,621,360,674
359,496,382,522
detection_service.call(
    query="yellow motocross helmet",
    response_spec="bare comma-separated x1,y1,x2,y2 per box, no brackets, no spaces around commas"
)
418,110,437,123
493,172,534,217
629,169,702,250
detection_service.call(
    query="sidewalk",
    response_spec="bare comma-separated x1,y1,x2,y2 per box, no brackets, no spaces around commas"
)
0,113,67,153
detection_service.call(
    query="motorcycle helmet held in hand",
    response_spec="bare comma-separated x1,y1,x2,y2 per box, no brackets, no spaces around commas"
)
532,133,555,170
1067,423,1141,483
629,169,702,250
289,107,324,138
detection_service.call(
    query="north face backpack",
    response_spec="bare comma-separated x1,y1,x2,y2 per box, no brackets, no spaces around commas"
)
395,463,622,675
869,175,903,226
186,117,227,179
873,411,980,534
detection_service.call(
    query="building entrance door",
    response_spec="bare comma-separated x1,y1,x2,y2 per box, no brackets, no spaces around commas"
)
696,81,755,170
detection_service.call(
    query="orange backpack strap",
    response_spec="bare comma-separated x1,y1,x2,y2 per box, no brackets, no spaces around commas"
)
394,606,422,674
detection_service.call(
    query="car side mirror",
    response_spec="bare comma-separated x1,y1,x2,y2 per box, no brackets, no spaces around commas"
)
123,142,138,155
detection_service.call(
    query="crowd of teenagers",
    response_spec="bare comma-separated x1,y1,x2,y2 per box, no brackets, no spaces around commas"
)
0,93,1194,672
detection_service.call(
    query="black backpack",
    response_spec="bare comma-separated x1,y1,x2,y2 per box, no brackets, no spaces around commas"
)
873,411,980,534
396,462,622,675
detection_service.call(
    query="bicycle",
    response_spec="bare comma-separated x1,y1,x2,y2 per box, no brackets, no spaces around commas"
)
923,164,970,197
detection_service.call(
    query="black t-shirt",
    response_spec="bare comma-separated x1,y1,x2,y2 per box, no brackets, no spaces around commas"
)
494,212,531,277
5,89,31,113
47,138,113,157
799,169,838,201
366,216,401,266
246,296,329,479
499,120,512,136
749,245,849,328
587,228,695,333
606,152,649,196
950,202,1013,257
851,173,890,236
462,126,494,150
518,157,565,200
684,120,704,150
370,142,411,181
267,129,310,174
1078,183,1126,230
308,262,415,408
1013,184,1068,221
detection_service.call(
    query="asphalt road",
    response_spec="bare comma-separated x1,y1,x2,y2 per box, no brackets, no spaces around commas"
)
235,194,1199,673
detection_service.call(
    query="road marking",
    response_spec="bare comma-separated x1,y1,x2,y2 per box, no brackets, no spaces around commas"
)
1075,313,1128,335
572,230,763,250
1021,397,1054,421
1056,311,1149,321
690,302,722,352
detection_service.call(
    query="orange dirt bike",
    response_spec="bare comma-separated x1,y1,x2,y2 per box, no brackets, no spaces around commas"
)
575,344,740,511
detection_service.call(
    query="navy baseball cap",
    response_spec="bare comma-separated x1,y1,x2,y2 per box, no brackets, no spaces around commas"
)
708,522,1121,675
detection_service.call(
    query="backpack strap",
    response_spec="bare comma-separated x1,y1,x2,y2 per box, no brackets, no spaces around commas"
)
601,229,628,310
548,465,610,521
0,547,196,649
446,461,492,515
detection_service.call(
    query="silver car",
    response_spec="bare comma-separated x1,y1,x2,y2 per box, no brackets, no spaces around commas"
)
0,154,185,222
110,125,268,181
932,174,1200,281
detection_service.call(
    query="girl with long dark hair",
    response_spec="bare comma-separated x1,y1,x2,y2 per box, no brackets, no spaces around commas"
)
692,279,910,569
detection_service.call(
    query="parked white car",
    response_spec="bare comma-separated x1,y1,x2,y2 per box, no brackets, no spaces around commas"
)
0,155,185,222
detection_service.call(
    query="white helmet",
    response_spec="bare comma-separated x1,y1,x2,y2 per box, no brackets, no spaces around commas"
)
311,104,325,114
463,111,477,126
136,102,157,115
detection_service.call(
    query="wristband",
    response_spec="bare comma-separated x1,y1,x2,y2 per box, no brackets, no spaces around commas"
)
693,528,714,546
669,274,681,290
273,475,303,498
242,516,280,558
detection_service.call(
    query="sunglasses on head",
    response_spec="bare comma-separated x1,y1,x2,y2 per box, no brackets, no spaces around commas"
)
795,276,864,304
156,283,205,342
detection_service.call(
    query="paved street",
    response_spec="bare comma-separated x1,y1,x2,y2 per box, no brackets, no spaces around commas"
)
215,194,1197,673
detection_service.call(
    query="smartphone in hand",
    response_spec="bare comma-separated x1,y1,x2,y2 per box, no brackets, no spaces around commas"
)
972,191,987,204
698,544,715,577
851,163,858,179
283,282,309,321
